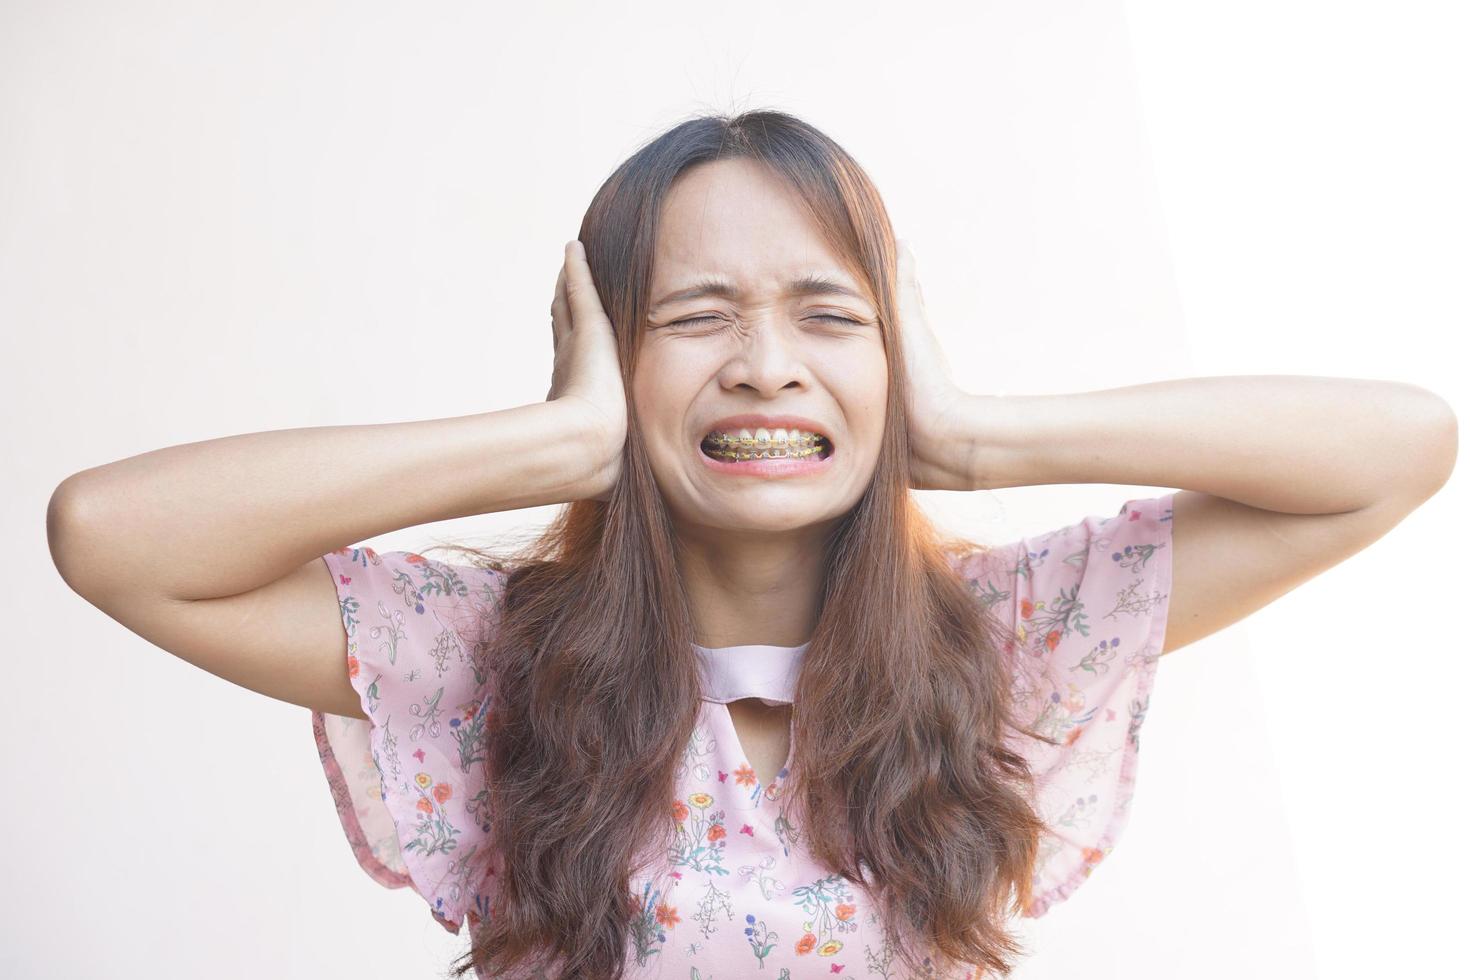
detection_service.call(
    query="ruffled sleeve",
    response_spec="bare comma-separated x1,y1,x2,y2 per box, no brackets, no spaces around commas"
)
954,493,1175,917
310,545,507,934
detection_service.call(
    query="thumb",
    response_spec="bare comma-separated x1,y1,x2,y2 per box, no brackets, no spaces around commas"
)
896,238,924,305
563,240,610,326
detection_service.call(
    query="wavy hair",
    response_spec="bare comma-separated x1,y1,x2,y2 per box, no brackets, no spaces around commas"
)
437,109,1052,980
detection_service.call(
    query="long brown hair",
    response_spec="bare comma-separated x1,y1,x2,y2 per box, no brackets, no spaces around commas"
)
438,109,1051,980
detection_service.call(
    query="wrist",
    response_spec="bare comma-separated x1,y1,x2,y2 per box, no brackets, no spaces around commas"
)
931,391,1017,492
926,390,994,491
547,396,624,499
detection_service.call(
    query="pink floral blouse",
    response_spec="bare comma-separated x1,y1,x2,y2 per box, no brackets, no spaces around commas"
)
310,492,1175,978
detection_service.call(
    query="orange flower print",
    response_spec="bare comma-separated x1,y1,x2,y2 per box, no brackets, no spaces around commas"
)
672,800,689,822
1045,629,1061,651
433,782,453,804
1020,598,1034,619
835,903,856,922
733,762,758,788
818,939,843,956
347,655,360,678
796,933,817,955
406,553,425,564
1082,847,1106,866
416,797,433,814
655,902,681,928
707,823,726,843
1065,727,1084,747
688,791,713,809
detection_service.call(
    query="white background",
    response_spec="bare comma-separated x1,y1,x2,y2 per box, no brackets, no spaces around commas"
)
2,2,1464,977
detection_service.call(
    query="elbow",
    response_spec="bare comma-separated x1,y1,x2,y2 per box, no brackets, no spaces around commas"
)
1404,389,1458,500
1424,394,1458,493
47,474,106,599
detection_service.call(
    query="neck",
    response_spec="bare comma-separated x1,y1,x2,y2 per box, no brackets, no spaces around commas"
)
676,520,835,648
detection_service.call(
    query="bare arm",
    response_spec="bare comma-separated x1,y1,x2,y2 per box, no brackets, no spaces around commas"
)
48,401,610,604
944,377,1457,658
46,240,624,718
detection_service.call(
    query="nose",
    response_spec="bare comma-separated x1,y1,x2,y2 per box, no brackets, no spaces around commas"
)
717,319,810,397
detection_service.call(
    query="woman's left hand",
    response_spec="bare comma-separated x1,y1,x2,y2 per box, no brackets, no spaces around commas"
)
894,239,979,491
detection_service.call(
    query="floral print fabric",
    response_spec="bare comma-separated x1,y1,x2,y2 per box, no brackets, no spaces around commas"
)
310,547,506,933
954,492,1175,918
310,492,1174,977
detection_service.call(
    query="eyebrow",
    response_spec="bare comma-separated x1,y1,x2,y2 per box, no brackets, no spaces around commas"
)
648,273,873,313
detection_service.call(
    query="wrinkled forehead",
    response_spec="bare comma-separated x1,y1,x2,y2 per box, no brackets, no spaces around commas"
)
651,160,867,298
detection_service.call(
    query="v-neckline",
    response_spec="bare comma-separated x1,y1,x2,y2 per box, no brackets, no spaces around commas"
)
710,700,795,807
691,640,805,807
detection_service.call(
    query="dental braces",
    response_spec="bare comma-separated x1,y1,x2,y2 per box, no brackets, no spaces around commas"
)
702,432,829,461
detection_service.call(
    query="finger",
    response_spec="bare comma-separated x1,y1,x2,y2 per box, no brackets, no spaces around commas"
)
550,262,571,348
897,238,925,306
562,239,609,326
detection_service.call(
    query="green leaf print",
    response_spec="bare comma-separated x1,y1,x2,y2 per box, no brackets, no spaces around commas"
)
628,879,668,967
743,913,779,967
1032,581,1089,643
789,872,857,952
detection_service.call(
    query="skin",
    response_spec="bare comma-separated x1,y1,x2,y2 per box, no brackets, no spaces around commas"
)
49,146,1454,792
554,162,1459,670
630,158,892,648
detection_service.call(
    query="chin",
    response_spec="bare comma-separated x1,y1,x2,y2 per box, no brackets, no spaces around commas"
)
677,496,849,538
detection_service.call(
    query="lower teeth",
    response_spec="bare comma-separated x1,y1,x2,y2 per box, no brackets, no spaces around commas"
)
701,441,829,461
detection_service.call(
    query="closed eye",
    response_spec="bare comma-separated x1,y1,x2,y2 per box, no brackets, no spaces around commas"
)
670,314,861,327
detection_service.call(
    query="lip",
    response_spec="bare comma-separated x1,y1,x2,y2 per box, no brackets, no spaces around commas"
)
698,414,833,441
698,446,836,478
695,413,836,478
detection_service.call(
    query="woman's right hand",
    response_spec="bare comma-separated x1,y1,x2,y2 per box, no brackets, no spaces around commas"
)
546,240,627,500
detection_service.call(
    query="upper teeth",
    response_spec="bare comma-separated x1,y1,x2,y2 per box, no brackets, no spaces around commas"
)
704,427,824,448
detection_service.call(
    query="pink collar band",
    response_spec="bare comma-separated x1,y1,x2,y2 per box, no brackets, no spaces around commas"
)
692,641,808,706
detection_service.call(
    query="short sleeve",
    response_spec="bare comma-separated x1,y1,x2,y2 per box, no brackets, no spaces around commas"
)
310,545,508,934
953,493,1175,918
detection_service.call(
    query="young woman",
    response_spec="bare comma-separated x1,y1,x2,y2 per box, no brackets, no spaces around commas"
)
48,111,1456,980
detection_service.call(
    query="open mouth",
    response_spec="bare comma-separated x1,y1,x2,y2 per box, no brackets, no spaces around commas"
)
699,427,834,462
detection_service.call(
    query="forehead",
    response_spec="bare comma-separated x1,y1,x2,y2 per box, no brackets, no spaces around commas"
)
652,158,856,290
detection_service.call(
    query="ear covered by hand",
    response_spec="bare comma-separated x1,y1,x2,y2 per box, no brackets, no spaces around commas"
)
894,238,979,491
546,240,627,501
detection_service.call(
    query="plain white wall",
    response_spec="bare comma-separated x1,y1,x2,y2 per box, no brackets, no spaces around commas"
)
2,1,1463,977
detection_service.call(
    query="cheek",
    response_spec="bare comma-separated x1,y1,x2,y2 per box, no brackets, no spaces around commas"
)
631,348,701,449
846,349,890,440
630,351,674,421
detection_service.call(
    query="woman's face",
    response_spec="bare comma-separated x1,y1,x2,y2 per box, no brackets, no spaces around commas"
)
631,158,889,539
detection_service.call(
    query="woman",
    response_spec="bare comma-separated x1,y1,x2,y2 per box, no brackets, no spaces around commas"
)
47,110,1457,979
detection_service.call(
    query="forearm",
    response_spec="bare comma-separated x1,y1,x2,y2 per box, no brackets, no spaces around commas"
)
48,398,608,603
962,375,1457,513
